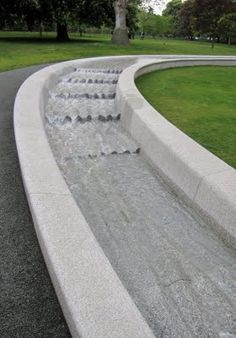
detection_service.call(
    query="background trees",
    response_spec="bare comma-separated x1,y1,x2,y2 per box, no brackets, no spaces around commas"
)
218,13,236,45
165,0,236,46
162,0,182,17
0,0,114,41
162,0,182,35
139,10,173,38
176,0,195,40
43,0,114,41
0,0,18,29
193,0,233,47
0,0,235,46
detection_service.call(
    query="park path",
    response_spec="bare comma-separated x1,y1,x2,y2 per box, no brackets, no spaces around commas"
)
0,66,71,338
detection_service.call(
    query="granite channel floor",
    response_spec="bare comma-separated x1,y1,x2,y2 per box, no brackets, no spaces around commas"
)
46,59,236,338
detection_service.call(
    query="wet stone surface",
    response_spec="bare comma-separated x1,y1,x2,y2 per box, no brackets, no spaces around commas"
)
45,59,236,338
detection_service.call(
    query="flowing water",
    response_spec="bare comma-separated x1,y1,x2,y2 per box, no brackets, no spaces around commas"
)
46,59,236,338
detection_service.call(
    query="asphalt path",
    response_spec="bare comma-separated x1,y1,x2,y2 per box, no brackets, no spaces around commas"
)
0,66,71,338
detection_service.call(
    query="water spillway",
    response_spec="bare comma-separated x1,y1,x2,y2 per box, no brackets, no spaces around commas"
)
45,59,236,338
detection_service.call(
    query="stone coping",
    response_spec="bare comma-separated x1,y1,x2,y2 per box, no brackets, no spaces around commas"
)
116,57,236,249
14,55,236,337
14,56,156,338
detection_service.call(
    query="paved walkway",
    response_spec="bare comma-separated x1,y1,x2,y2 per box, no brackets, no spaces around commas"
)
0,66,71,338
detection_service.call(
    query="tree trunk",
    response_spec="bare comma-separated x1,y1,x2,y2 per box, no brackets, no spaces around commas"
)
56,22,69,42
211,36,215,49
79,28,83,37
228,36,231,46
39,22,43,38
112,0,129,46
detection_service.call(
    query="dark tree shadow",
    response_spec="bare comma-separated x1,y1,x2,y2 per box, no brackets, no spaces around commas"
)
0,35,108,45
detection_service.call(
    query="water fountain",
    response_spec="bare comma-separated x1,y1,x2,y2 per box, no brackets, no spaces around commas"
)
44,57,236,337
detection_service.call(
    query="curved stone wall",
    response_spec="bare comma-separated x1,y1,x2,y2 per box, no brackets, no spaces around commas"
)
14,56,155,338
116,57,236,248
14,56,236,337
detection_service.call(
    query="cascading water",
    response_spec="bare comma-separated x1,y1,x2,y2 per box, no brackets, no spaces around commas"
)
45,59,236,338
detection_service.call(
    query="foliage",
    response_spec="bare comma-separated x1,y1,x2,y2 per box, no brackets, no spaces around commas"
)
169,0,236,45
176,0,195,39
218,13,236,45
138,8,173,37
0,0,115,41
162,0,182,36
192,0,233,46
162,0,182,17
127,0,141,33
0,0,236,45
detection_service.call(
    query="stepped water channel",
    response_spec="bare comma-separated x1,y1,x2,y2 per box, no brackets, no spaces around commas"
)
46,59,236,338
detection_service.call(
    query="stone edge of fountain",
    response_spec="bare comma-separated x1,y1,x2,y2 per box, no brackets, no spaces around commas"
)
116,56,236,250
13,56,155,338
13,55,236,338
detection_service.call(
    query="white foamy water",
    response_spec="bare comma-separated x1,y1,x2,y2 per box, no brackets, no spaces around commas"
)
45,58,236,338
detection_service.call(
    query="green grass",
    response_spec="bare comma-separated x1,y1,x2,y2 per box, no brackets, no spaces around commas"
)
1,32,235,166
0,31,236,72
136,66,236,168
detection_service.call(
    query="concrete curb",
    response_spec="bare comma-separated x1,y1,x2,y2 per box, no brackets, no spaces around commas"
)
14,55,236,337
116,57,236,248
14,56,155,338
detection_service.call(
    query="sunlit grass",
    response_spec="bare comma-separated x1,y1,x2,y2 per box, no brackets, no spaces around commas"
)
1,31,236,72
136,66,236,168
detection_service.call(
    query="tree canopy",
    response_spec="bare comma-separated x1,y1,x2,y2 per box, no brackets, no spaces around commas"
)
0,0,115,41
193,0,233,46
0,0,235,46
164,0,236,46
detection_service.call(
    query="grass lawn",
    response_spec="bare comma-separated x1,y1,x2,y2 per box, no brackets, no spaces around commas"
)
1,31,236,72
136,66,236,168
1,32,235,166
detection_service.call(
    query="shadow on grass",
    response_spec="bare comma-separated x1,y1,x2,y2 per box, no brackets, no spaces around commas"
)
0,36,108,45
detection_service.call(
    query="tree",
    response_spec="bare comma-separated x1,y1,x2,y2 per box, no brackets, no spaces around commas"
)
162,0,182,17
139,11,172,37
162,0,182,36
19,0,53,35
0,0,18,29
18,0,40,31
53,0,116,41
0,0,72,40
218,13,236,45
80,0,114,30
112,0,130,45
50,0,83,41
177,0,195,40
0,0,114,41
111,1,162,45
193,0,232,48
126,0,141,36
142,13,157,36
138,6,152,33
